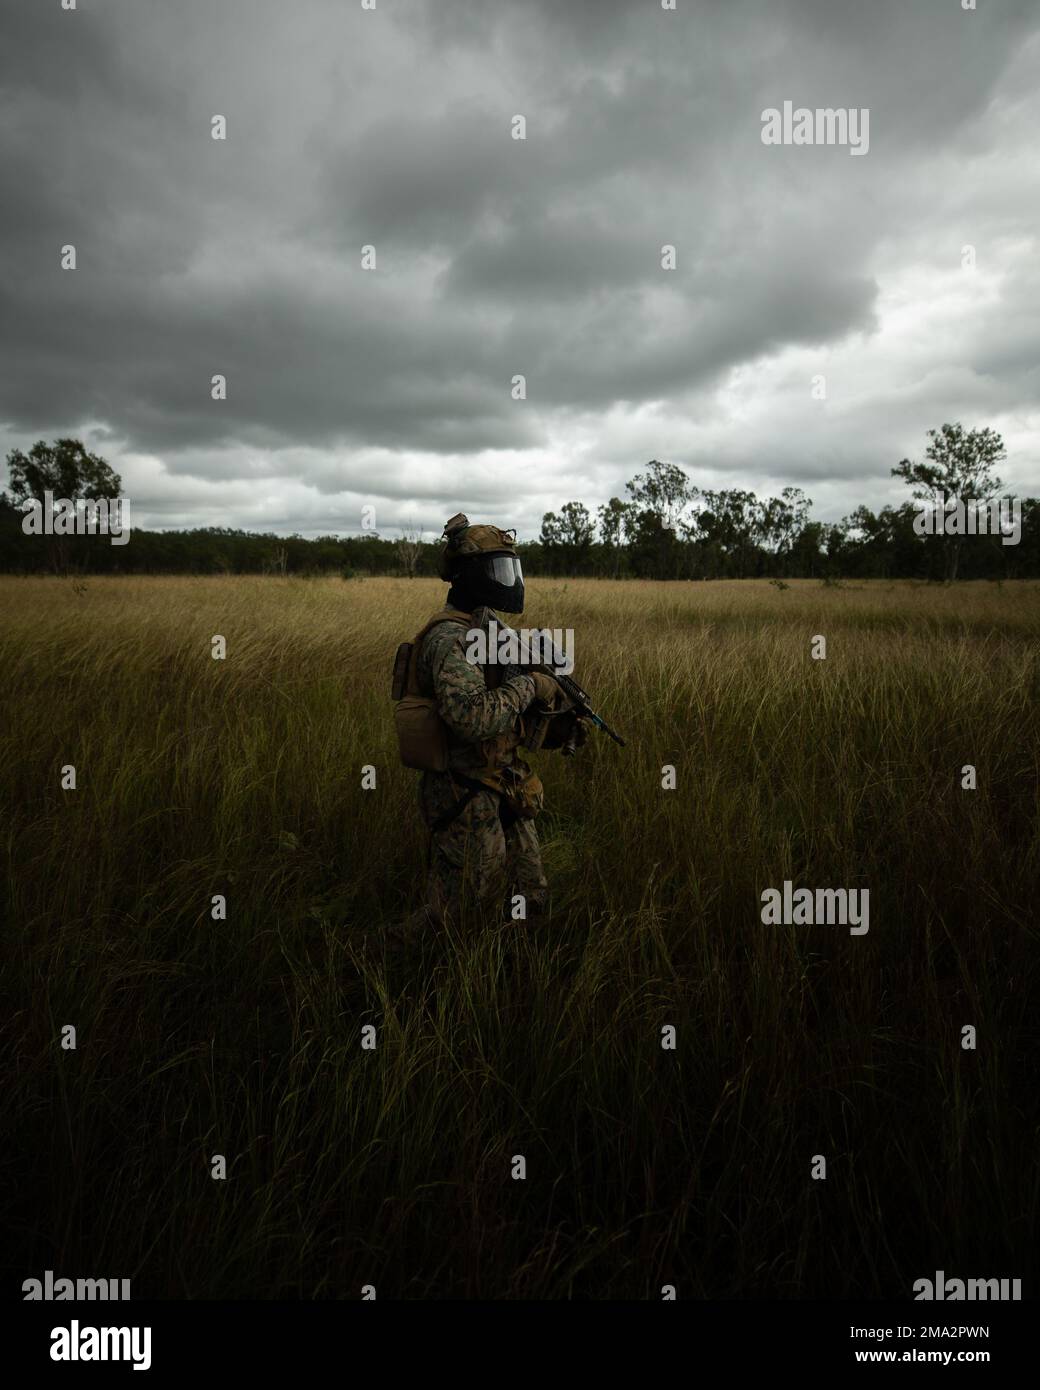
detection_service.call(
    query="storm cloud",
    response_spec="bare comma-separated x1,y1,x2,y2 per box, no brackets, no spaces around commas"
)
2,0,1038,537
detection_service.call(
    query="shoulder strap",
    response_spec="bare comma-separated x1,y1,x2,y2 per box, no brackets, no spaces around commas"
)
405,609,474,697
415,608,473,640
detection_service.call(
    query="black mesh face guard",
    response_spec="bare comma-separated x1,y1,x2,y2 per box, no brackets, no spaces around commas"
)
457,553,525,613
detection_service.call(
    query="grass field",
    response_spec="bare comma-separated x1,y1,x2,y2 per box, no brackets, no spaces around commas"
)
2,575,1038,1298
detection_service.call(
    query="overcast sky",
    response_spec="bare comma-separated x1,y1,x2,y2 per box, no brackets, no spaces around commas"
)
2,0,1038,540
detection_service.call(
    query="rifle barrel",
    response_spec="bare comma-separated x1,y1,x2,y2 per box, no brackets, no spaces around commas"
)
497,621,625,747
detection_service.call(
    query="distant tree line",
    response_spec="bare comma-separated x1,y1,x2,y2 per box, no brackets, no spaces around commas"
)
2,427,1037,580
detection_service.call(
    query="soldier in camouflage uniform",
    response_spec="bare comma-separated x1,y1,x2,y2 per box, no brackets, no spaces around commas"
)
406,514,584,931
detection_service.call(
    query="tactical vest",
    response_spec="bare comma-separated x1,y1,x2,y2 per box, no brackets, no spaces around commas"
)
391,609,544,823
391,609,499,773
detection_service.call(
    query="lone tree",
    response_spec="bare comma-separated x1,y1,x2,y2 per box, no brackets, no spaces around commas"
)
395,521,424,578
892,423,1006,581
4,438,122,575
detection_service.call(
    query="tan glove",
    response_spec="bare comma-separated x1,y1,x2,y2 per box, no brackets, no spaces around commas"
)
529,671,562,706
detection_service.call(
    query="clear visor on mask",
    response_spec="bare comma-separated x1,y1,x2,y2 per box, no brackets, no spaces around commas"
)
484,555,523,585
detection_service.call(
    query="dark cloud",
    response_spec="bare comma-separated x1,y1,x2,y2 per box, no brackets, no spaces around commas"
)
1,0,1038,531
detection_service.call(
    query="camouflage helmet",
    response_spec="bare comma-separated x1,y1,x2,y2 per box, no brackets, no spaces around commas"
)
438,512,519,581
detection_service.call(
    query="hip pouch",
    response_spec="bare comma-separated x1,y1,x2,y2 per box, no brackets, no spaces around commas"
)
498,761,544,821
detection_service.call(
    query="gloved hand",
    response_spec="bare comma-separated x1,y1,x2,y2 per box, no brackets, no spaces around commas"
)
541,710,588,752
529,671,562,706
569,719,589,751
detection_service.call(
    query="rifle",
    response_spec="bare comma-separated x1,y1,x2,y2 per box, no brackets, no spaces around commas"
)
496,621,626,749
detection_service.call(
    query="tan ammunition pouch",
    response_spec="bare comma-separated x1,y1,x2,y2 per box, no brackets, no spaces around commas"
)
394,695,450,773
391,609,474,772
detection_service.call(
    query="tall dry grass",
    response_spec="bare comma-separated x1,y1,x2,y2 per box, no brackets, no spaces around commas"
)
2,576,1038,1296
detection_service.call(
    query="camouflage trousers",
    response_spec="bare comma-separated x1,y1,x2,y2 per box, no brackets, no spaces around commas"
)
418,770,549,928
